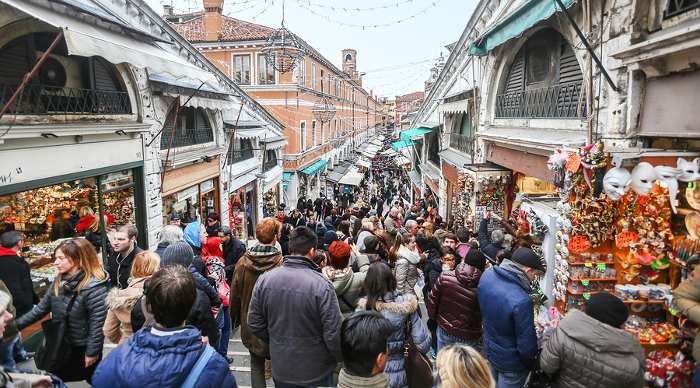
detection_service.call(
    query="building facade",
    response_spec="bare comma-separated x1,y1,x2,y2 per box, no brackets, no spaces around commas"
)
395,91,425,131
165,0,384,208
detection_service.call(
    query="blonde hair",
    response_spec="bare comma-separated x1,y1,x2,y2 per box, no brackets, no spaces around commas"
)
130,250,160,279
436,344,495,388
422,222,434,237
53,238,107,295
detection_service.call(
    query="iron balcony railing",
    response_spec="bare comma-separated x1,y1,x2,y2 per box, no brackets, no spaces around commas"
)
0,83,131,115
448,133,475,156
263,157,278,172
228,148,254,164
664,0,700,18
495,81,585,119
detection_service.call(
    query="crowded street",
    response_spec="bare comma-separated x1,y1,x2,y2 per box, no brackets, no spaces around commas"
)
1,0,700,387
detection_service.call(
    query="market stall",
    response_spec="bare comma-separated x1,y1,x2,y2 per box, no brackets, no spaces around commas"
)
449,164,511,231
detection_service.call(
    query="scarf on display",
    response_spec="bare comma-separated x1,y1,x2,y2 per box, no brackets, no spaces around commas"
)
61,270,85,293
499,259,532,292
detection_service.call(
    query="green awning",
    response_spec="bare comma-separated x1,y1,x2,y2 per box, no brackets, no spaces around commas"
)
282,172,293,181
399,127,433,141
300,159,328,175
468,0,576,56
392,140,414,151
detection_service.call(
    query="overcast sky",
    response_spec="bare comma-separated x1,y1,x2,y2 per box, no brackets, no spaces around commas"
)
143,0,476,99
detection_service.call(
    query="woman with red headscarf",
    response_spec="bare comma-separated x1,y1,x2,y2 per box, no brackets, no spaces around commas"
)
202,237,232,361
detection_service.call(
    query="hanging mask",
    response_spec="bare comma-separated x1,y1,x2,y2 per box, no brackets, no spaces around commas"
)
654,165,680,214
631,162,656,196
603,163,631,201
677,158,700,182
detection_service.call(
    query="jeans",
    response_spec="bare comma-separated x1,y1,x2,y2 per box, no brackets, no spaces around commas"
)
436,326,482,353
694,363,700,388
493,368,529,388
274,372,334,388
0,334,19,368
216,306,232,356
250,353,267,388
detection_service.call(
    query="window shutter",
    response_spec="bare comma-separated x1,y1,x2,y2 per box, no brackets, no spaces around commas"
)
0,40,30,84
503,52,525,94
558,44,583,84
93,58,120,91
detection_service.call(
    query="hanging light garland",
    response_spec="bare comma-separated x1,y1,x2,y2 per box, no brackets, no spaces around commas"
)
312,96,337,123
295,0,441,29
261,0,305,73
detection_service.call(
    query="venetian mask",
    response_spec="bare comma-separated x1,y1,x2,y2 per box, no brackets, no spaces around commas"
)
631,162,656,196
603,165,631,201
677,158,700,182
654,165,681,213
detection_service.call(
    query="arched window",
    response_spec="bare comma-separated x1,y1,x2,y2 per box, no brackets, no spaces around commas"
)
495,28,584,118
0,32,130,115
160,106,214,149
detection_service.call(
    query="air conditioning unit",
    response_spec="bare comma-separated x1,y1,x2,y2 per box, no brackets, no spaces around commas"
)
35,51,84,90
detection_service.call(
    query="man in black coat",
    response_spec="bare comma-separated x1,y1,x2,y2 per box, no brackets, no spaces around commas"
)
106,224,143,289
219,226,246,285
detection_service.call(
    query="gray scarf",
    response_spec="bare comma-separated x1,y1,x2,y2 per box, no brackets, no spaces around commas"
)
338,369,388,388
499,259,532,292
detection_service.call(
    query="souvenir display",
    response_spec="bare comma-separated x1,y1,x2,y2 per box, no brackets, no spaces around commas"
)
631,162,657,196
645,351,695,388
603,161,631,201
677,158,700,183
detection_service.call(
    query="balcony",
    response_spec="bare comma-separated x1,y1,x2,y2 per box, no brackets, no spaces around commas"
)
0,83,131,115
495,81,584,119
448,133,475,156
665,0,700,18
263,157,278,172
228,148,254,164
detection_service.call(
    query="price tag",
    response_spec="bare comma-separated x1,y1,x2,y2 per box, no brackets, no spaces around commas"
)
581,279,590,286
596,263,607,271
583,293,591,300
584,262,593,268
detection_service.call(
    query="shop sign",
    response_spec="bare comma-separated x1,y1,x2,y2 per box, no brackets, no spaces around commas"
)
200,179,214,193
176,185,199,203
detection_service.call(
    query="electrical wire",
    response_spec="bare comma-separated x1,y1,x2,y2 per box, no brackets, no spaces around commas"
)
295,0,441,29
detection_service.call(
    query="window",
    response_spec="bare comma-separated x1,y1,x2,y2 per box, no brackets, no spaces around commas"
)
234,55,251,85
160,106,214,149
297,58,306,85
258,54,275,85
227,138,253,164
320,70,325,94
334,79,338,96
263,149,278,171
327,75,331,95
332,120,336,139
311,121,317,145
320,121,325,144
300,121,306,151
312,63,317,90
665,0,700,18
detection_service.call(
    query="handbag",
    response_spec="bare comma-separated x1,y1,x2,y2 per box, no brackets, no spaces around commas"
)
403,314,433,388
35,292,78,373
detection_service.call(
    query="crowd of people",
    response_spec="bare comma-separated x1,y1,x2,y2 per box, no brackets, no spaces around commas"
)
0,173,650,388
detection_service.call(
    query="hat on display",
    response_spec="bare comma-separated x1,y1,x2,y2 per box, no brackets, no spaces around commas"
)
585,292,628,328
511,247,546,273
161,241,194,268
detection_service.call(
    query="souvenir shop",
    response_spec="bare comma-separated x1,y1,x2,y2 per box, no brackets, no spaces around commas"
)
512,143,700,387
447,163,510,233
228,180,257,240
161,158,221,225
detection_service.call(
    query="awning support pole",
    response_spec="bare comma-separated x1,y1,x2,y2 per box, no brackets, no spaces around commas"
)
553,0,618,92
0,31,64,120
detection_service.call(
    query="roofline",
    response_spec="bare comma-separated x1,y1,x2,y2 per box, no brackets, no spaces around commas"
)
128,0,285,132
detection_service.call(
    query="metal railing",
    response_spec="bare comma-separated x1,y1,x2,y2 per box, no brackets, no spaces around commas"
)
664,0,700,18
263,157,278,172
228,148,254,164
448,133,475,156
0,83,131,115
495,81,584,119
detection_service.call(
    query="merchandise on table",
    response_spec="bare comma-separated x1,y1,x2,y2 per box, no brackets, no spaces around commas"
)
645,351,695,388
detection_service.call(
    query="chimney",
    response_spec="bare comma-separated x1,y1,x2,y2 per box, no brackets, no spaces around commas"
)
163,4,173,16
203,0,224,41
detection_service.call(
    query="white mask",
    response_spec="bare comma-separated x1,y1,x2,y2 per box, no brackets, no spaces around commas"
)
677,158,700,182
603,166,631,201
654,165,681,214
630,162,656,196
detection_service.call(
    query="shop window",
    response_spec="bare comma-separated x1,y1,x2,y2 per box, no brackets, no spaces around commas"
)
258,54,275,85
495,28,584,119
234,55,251,85
162,178,219,225
227,138,254,164
0,32,130,115
160,106,214,149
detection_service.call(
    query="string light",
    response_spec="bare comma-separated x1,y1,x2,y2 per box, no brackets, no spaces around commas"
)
295,0,441,29
301,0,419,13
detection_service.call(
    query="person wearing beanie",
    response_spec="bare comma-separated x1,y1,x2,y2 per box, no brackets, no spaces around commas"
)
161,242,222,311
323,230,339,251
464,249,487,272
322,241,369,317
540,292,644,388
478,246,545,387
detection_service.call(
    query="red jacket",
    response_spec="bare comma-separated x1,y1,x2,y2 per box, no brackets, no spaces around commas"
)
426,262,482,339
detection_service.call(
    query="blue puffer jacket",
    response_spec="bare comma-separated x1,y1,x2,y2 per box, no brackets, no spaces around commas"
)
92,327,237,388
477,263,537,372
357,292,430,388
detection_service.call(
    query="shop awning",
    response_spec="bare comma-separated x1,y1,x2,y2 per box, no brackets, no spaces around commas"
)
231,127,269,139
326,164,350,183
228,172,257,192
392,140,414,151
408,170,422,188
282,172,292,191
356,159,371,168
468,0,576,56
339,169,365,186
4,0,221,85
399,127,433,141
370,138,383,146
382,149,398,156
300,159,328,175
395,156,411,166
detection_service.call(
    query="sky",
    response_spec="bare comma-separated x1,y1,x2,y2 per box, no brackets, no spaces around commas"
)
143,0,477,99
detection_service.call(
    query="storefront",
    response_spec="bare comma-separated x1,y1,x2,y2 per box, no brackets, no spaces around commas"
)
229,181,256,239
161,157,221,225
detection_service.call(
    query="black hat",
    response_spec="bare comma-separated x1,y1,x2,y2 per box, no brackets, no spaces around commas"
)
511,247,546,272
278,203,286,211
161,241,194,268
464,249,486,272
585,292,628,327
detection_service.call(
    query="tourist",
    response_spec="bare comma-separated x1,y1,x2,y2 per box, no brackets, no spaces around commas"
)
107,224,143,290
435,344,495,388
323,241,369,316
393,233,421,298
478,213,505,262
202,237,232,361
219,225,246,284
338,311,394,388
154,224,183,257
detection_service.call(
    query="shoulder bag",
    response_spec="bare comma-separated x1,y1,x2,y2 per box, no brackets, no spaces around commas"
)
181,345,216,388
403,313,433,388
35,292,79,373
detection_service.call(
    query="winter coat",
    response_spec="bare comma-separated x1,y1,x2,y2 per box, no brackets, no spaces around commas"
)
383,216,398,233
229,245,283,357
92,327,236,388
394,245,421,297
106,246,144,290
477,261,537,372
103,277,147,345
672,264,700,361
356,293,430,388
426,262,482,339
0,280,18,344
539,309,645,388
356,230,373,252
223,238,246,284
17,274,108,357
421,249,442,299
190,265,221,308
248,256,343,385
322,257,368,316
478,218,503,262
0,248,36,317
153,242,169,258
